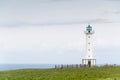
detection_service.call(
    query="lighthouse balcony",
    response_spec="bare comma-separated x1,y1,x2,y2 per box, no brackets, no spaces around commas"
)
84,31,94,34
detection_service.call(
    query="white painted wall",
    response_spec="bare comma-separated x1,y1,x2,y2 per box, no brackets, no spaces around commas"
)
85,31,94,59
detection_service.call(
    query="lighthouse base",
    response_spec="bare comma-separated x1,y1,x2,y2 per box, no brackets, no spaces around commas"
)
82,59,96,67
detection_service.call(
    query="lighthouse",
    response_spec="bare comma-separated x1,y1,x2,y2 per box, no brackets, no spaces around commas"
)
82,25,96,67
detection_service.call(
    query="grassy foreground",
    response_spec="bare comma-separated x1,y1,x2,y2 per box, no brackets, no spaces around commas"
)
0,66,120,80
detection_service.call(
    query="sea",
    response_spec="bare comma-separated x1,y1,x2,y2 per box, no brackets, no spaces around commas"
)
0,64,55,71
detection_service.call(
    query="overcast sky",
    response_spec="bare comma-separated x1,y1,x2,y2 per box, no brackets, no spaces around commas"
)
0,0,120,64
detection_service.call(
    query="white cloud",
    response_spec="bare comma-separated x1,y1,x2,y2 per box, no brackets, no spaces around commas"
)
0,25,82,51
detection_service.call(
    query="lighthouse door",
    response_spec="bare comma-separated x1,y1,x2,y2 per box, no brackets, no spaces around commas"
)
88,61,91,67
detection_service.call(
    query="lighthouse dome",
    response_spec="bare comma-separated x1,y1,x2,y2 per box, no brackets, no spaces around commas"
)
86,25,92,32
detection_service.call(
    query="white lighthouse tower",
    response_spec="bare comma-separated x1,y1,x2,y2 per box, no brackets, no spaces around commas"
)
82,25,96,67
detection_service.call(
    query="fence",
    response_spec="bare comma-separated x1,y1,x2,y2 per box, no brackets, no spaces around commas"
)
55,64,90,69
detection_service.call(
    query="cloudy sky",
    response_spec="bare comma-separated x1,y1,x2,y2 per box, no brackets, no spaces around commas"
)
0,0,120,65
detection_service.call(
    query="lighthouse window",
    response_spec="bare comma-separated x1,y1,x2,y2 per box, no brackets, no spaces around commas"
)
88,49,90,51
88,42,90,44
88,36,90,38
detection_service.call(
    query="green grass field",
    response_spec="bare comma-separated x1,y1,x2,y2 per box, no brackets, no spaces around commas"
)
0,66,120,80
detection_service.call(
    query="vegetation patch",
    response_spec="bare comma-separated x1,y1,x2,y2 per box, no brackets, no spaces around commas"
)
0,66,120,80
